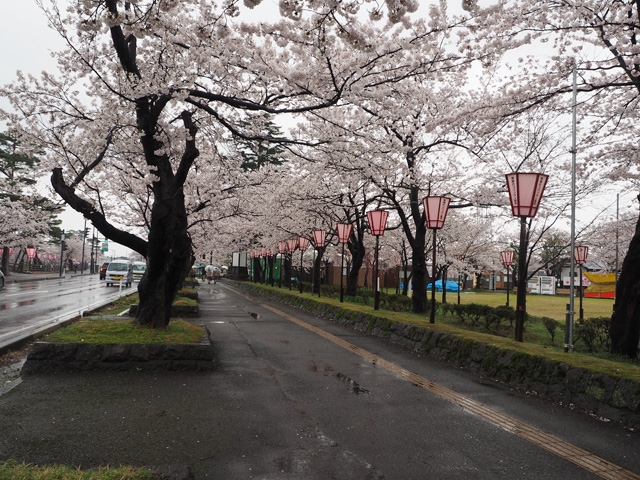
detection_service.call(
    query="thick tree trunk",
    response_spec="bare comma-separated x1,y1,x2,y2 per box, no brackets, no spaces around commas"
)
312,248,325,294
610,198,640,358
411,210,428,314
135,188,193,328
346,242,365,296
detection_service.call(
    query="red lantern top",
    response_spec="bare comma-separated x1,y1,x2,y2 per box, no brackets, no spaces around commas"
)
312,230,326,248
26,247,37,259
367,210,389,236
286,238,297,252
298,236,310,251
423,196,450,230
574,245,589,265
337,223,353,244
505,172,549,218
501,251,514,266
278,242,286,254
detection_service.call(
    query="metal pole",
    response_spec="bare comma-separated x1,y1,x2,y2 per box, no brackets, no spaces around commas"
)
59,230,65,277
566,63,578,352
515,217,527,341
340,243,345,302
80,218,87,274
579,263,584,322
506,265,510,307
430,229,437,324
374,235,380,310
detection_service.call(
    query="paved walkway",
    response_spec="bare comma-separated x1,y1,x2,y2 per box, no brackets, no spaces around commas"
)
0,282,639,480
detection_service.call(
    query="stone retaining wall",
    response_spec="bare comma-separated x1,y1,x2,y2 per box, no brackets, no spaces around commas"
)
234,281,640,429
22,332,215,374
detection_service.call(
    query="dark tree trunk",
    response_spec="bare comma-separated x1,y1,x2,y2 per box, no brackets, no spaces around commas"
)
312,247,325,294
346,241,365,296
611,198,640,358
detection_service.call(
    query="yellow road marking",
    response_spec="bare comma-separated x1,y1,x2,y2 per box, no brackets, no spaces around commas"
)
228,286,639,480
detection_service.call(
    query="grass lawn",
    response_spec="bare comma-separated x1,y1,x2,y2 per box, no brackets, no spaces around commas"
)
45,318,204,344
0,460,154,479
453,290,613,321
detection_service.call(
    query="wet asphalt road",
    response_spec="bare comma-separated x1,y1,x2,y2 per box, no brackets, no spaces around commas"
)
0,282,638,479
0,274,134,348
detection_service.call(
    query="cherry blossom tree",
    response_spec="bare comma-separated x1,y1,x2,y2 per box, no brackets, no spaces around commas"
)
1,0,451,328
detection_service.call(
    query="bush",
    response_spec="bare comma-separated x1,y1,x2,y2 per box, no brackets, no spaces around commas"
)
575,317,611,352
541,317,562,344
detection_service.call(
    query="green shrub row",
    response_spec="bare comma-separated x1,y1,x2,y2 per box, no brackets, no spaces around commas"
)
440,303,515,333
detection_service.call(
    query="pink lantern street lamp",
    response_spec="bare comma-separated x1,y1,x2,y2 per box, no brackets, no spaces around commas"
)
336,223,353,303
298,236,310,293
367,210,389,310
423,196,451,324
311,230,327,296
501,251,515,307
574,246,589,322
26,247,37,259
505,172,549,342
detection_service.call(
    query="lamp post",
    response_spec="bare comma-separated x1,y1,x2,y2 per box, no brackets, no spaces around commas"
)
298,236,310,293
423,196,451,324
367,210,389,310
312,230,327,296
277,242,286,287
286,238,297,290
337,223,353,302
574,245,588,323
501,251,514,307
505,172,549,342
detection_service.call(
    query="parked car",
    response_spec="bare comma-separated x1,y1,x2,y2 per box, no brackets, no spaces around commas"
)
132,261,146,282
104,259,133,287
0,269,4,291
99,262,109,280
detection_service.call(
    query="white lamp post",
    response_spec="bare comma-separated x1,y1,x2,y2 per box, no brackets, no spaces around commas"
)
312,230,327,296
574,245,589,323
505,172,549,342
423,196,451,324
366,210,389,310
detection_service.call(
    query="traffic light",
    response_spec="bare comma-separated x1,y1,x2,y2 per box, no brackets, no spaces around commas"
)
62,242,67,251
84,228,90,239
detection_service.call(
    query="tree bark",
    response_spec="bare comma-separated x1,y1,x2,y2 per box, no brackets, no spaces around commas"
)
610,195,640,358
346,240,365,296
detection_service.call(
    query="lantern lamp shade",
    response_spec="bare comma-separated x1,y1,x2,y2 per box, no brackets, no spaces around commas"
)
26,247,37,259
337,223,353,244
298,236,310,251
574,245,589,265
367,210,389,236
312,230,327,248
501,250,514,266
286,238,297,252
423,196,451,230
278,242,286,254
261,247,267,257
505,172,549,218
